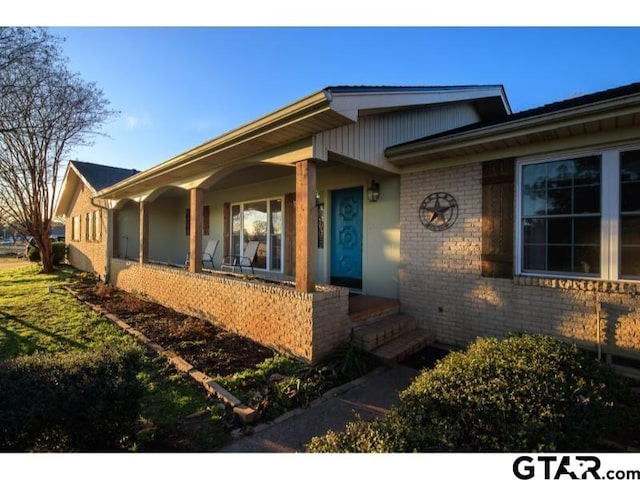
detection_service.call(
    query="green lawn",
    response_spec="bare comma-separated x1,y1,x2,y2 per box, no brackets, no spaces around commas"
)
0,266,129,358
0,265,226,451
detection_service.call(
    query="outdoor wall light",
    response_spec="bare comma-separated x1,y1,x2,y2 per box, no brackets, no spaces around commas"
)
367,180,380,202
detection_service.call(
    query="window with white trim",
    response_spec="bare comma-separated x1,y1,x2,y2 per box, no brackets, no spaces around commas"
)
517,147,640,280
85,212,91,241
72,216,81,241
230,197,283,272
92,211,101,241
620,150,640,278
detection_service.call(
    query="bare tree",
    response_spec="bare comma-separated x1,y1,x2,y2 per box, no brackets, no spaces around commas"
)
0,27,115,272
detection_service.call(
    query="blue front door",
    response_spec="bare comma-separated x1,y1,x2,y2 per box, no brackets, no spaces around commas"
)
331,187,363,289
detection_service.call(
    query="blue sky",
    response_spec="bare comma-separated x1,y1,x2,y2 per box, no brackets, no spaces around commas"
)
49,26,640,172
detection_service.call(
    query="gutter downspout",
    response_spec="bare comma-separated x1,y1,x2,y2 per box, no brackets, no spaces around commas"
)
90,196,112,284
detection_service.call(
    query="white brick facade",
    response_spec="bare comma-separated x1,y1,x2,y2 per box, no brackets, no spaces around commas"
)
400,163,640,358
66,184,108,279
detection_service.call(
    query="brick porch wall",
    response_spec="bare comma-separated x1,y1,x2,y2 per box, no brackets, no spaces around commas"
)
400,163,640,359
109,259,350,363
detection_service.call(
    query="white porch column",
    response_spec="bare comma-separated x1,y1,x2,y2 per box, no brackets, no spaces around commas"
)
295,159,317,293
139,201,149,264
189,188,203,273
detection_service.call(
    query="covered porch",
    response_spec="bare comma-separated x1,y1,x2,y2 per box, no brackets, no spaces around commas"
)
106,157,400,299
94,87,438,361
100,155,402,362
107,255,429,364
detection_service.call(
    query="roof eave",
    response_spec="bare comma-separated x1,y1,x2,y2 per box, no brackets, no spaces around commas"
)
96,85,513,200
386,93,640,163
97,89,333,199
54,162,97,217
327,84,510,121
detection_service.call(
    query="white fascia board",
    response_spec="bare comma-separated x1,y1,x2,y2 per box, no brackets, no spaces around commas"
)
328,86,509,121
68,162,98,195
54,163,96,217
96,91,331,200
387,95,640,161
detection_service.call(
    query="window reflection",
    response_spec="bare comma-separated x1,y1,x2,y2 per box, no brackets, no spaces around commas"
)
521,156,601,275
230,197,284,272
620,150,640,278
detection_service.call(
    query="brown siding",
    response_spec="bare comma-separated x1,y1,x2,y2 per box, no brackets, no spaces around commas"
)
223,202,230,257
284,192,296,276
481,158,514,278
203,205,210,236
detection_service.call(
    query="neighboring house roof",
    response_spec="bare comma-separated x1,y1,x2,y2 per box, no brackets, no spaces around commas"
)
95,85,510,202
55,161,139,217
386,82,640,166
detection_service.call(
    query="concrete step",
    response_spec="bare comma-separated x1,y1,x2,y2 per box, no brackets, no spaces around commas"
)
372,329,436,363
352,314,417,351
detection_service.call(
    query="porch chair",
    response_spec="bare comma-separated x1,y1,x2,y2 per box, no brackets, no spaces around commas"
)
221,240,260,274
184,239,219,269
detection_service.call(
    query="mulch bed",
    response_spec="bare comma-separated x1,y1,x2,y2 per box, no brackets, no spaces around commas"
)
70,281,275,377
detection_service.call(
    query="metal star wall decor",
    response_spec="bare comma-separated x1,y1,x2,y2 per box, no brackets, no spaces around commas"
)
419,192,459,231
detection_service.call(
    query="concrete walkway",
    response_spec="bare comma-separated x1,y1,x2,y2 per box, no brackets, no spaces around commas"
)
218,364,419,453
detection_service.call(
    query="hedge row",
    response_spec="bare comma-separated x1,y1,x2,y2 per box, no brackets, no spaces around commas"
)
0,347,143,451
308,334,625,452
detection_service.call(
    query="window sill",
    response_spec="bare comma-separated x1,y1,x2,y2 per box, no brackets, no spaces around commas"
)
514,275,640,295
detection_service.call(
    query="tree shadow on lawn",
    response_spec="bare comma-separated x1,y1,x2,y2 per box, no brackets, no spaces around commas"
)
0,310,87,358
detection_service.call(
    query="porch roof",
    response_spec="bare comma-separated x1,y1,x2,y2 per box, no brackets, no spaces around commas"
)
94,85,509,201
385,82,640,167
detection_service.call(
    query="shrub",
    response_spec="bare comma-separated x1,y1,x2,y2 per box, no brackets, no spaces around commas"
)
26,245,40,262
26,242,66,265
217,346,378,421
52,242,66,264
307,417,398,453
308,334,622,452
0,346,144,451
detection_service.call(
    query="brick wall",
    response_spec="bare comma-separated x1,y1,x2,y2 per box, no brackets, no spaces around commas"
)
66,184,108,279
109,259,350,363
400,163,640,359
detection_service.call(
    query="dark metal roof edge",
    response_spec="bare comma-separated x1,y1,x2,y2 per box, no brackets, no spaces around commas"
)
387,82,640,153
325,84,505,94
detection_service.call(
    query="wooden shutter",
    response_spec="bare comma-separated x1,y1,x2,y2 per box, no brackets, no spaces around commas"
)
203,205,210,236
112,210,119,258
482,158,515,278
223,203,230,257
284,193,296,276
185,208,190,236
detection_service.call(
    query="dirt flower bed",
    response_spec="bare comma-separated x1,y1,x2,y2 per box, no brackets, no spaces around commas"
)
70,281,275,377
68,275,379,432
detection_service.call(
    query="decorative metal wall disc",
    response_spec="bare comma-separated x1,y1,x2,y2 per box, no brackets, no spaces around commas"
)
419,192,459,231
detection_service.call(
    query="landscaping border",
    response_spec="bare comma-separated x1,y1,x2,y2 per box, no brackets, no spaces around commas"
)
62,286,259,423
